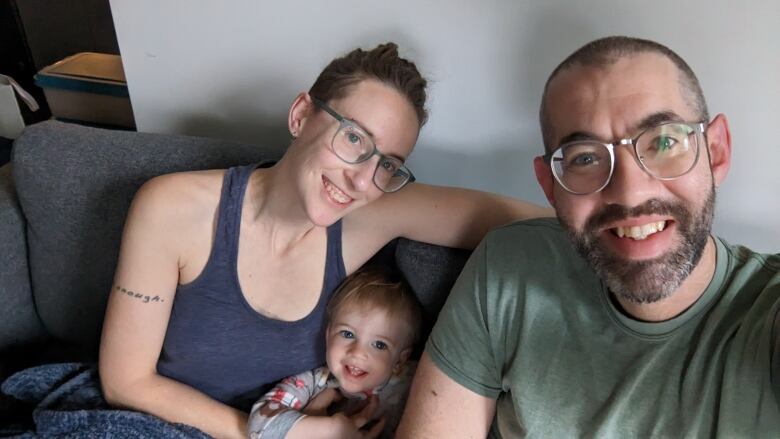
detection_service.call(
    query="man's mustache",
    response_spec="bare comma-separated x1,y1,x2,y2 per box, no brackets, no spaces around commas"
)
584,198,691,232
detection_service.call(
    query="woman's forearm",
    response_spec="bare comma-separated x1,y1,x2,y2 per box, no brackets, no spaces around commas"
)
102,372,247,439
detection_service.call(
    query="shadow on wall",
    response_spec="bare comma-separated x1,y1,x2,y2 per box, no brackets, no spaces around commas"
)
171,80,293,150
408,141,550,206
506,2,599,125
174,112,290,152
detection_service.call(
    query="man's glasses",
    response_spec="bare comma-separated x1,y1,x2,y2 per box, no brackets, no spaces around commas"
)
312,98,415,193
544,121,705,195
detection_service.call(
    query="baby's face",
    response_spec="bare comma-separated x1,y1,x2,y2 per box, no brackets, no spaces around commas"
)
325,304,411,395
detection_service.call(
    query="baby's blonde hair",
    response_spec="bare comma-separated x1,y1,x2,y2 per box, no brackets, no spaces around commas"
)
327,267,422,349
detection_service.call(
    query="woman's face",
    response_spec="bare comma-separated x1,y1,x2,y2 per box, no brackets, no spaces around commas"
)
293,79,420,227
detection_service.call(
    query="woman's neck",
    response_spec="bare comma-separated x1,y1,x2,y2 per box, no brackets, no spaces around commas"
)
244,161,319,254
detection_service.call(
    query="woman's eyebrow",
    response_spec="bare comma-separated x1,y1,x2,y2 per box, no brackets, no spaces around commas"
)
345,116,376,138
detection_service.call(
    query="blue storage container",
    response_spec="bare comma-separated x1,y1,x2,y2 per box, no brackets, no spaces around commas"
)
35,53,135,128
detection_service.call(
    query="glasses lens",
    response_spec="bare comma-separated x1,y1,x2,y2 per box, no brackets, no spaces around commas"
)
551,142,612,194
374,157,411,192
333,123,372,164
636,123,698,178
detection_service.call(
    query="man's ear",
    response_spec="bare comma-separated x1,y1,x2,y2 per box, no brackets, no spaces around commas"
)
288,92,313,138
534,155,556,207
705,113,731,188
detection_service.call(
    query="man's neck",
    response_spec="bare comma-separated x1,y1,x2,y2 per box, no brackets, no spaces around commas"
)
616,236,717,322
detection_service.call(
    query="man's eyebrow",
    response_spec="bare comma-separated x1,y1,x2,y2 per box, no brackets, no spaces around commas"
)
556,110,686,147
558,130,600,146
635,111,685,132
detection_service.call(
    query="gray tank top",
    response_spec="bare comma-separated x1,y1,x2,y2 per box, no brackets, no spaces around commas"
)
156,162,346,411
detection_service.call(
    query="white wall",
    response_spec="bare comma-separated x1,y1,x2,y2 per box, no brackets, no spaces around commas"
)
110,0,780,252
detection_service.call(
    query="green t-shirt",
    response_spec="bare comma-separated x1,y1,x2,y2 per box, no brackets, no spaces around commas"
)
428,218,780,438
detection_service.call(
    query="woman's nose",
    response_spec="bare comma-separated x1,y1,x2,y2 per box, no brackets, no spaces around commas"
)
345,157,378,192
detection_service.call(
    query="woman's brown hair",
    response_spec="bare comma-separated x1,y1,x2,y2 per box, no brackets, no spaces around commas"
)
309,42,428,127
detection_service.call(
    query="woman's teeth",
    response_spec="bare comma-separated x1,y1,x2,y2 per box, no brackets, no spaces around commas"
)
323,178,351,204
613,221,667,240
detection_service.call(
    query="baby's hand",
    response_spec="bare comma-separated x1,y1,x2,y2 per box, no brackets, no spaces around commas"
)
288,395,384,439
329,395,386,439
303,388,342,416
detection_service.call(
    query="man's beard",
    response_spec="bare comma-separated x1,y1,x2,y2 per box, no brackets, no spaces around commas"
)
559,187,715,304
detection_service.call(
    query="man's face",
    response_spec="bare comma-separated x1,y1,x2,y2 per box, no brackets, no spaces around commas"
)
537,53,723,303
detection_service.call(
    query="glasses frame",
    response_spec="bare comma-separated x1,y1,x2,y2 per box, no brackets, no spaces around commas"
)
311,97,416,193
543,121,706,195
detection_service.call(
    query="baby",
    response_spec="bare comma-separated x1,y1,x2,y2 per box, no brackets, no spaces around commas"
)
248,267,422,439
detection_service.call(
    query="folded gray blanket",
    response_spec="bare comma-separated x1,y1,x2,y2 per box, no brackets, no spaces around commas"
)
1,363,212,438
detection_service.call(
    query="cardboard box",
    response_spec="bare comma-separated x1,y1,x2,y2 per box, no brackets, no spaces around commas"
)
35,52,135,128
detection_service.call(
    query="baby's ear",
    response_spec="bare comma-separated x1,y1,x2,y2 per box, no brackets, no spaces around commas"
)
393,348,413,374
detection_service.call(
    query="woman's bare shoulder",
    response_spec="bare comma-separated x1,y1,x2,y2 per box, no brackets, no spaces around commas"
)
138,169,225,207
128,169,227,229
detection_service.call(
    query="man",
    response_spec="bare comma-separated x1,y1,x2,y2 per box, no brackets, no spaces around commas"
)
397,36,780,437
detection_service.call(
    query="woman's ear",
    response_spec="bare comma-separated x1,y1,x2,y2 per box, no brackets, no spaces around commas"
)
288,92,313,138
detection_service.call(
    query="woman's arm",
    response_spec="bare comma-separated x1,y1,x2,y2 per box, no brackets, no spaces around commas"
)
348,183,553,252
98,174,247,439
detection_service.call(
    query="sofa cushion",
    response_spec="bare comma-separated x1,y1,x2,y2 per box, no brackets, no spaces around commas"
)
11,121,285,351
395,238,471,323
0,164,48,354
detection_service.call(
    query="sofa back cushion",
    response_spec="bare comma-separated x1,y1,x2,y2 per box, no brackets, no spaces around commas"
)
0,164,48,354
12,121,284,351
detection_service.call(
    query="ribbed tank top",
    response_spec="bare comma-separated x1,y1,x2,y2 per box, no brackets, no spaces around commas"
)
156,162,346,411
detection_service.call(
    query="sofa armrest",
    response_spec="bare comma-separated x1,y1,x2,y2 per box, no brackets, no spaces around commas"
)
0,164,48,364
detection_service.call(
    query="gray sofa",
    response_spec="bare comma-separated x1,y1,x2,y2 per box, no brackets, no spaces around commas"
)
0,120,469,419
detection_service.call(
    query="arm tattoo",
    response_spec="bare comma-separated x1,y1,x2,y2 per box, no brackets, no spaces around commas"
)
114,285,165,304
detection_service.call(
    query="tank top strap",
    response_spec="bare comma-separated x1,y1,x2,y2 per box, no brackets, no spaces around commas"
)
211,162,262,268
323,218,347,300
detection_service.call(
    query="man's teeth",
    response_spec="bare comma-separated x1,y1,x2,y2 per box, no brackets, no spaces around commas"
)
324,178,351,204
614,221,666,240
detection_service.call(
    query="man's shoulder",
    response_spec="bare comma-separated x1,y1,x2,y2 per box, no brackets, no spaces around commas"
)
474,217,591,282
483,217,575,260
488,217,566,243
713,237,780,328
717,237,780,274
716,237,780,299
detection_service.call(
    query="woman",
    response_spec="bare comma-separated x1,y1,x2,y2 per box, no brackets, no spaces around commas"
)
99,43,549,438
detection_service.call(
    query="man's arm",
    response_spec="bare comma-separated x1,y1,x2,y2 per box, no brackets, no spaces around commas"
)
396,352,496,438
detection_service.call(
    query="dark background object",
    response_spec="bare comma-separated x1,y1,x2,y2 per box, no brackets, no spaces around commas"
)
0,0,120,126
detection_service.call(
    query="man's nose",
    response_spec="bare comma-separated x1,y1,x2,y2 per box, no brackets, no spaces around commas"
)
600,145,659,205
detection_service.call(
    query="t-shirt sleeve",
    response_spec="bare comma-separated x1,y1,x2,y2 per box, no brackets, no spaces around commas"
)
426,238,503,398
